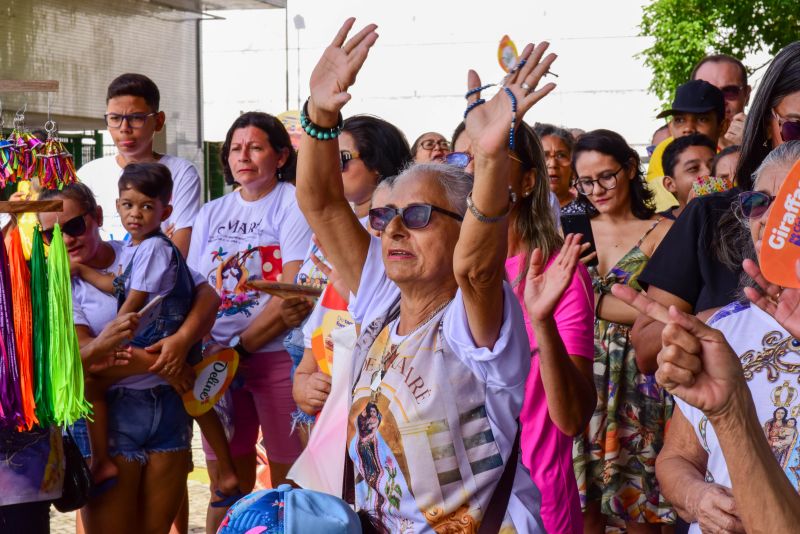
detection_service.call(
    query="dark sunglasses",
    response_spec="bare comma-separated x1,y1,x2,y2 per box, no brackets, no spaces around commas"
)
719,85,744,101
41,213,89,244
738,191,776,219
369,203,463,231
773,109,800,143
340,150,360,171
445,152,473,168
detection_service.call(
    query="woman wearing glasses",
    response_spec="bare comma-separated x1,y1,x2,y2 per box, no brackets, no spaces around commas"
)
287,115,409,427
36,182,220,534
296,19,556,532
570,129,675,533
411,132,450,163
186,112,312,531
656,141,800,534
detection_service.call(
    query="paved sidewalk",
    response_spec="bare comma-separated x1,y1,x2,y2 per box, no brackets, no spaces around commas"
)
50,423,211,534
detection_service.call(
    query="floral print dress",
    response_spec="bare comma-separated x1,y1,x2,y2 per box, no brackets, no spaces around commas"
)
572,220,676,524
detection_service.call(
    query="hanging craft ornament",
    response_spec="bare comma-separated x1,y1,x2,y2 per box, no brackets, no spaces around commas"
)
5,108,44,184
0,103,13,188
7,228,38,430
31,226,55,425
0,234,25,429
35,120,77,190
47,223,92,426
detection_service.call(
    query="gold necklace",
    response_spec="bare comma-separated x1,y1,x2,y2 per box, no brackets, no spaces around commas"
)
369,298,453,401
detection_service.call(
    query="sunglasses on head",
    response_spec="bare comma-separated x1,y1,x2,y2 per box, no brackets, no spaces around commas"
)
368,203,463,232
41,212,89,244
738,191,776,219
340,150,361,171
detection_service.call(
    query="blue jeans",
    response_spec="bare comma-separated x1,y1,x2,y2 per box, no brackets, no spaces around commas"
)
71,385,192,463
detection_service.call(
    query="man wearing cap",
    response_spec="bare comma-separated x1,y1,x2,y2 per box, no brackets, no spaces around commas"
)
646,80,727,212
692,54,751,148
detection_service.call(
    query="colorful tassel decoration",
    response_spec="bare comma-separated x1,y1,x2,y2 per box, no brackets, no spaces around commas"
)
47,224,92,426
7,228,38,430
0,234,25,429
31,227,54,426
35,138,78,190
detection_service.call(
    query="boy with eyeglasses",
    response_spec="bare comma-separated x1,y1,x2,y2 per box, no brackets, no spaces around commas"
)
78,73,200,256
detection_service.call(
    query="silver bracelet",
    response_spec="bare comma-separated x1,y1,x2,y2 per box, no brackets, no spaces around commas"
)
466,188,517,223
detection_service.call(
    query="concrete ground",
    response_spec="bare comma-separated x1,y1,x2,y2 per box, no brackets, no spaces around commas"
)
50,422,212,534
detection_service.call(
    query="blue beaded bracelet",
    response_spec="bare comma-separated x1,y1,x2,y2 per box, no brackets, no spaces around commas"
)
300,99,344,140
465,84,494,99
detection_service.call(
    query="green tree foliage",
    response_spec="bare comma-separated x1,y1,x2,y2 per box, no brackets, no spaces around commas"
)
639,0,799,104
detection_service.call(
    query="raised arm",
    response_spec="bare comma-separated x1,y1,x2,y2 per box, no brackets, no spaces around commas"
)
453,42,556,348
296,18,378,296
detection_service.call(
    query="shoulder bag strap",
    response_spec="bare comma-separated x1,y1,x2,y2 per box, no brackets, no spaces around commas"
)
477,420,521,534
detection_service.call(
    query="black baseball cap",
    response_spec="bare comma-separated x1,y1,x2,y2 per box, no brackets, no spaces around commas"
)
657,80,725,120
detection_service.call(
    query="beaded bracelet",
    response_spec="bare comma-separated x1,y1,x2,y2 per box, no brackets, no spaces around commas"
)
300,99,344,140
465,187,517,223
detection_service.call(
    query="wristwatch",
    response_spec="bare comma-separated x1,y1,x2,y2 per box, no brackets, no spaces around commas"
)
230,335,252,358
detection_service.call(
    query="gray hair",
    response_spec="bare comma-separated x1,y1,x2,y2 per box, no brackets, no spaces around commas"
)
752,140,800,189
390,162,474,216
735,140,800,298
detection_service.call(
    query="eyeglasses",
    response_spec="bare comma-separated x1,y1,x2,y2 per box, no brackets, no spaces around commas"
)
575,167,623,195
340,150,361,171
41,212,89,244
419,139,450,151
445,151,472,168
103,112,158,129
738,191,776,219
772,109,800,142
368,203,463,231
719,85,745,101
544,150,571,166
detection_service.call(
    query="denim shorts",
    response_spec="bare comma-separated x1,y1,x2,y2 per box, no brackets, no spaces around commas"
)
71,385,192,463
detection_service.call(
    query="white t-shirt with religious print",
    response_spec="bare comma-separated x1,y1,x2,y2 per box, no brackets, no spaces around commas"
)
187,183,312,353
346,236,544,533
678,301,800,534
78,154,201,242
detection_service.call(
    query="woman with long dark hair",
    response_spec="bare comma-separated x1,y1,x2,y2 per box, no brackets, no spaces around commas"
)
570,130,675,533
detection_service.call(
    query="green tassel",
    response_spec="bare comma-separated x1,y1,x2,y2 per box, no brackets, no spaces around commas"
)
31,227,54,425
47,224,92,426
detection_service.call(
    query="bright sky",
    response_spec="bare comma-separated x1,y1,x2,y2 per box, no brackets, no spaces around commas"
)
202,0,668,151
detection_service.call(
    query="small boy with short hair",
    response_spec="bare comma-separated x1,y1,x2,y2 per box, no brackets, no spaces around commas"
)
660,133,717,219
75,162,239,502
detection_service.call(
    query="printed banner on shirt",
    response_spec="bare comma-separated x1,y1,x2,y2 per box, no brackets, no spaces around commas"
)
760,160,800,288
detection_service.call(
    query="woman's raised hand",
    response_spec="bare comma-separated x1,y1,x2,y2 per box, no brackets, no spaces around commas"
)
308,18,378,123
524,233,584,322
464,42,557,158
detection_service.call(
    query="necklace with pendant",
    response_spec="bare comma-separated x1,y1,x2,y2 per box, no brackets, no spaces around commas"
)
369,298,453,402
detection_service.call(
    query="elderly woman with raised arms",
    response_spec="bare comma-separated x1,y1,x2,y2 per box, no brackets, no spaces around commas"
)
296,18,556,533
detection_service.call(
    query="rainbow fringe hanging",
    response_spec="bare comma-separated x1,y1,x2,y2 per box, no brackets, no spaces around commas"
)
34,136,77,190
31,227,54,426
0,235,25,429
47,224,92,426
8,228,38,430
